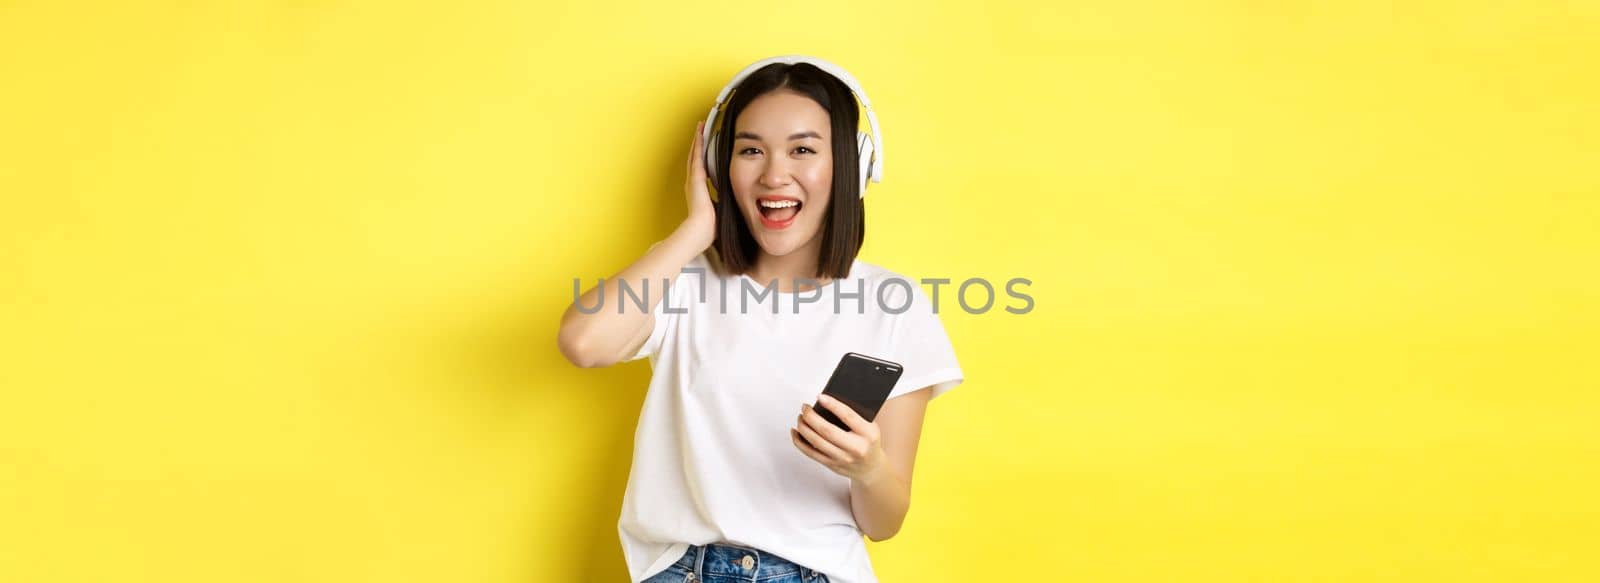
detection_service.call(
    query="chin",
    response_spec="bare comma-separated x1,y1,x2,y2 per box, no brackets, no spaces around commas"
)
757,242,800,257
750,225,821,257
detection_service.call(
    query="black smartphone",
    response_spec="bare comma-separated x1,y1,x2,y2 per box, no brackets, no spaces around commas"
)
813,352,904,431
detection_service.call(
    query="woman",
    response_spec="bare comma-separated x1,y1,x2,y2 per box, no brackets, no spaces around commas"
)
558,56,964,583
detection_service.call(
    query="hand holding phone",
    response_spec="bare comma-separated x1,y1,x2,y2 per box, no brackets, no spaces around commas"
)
812,352,903,431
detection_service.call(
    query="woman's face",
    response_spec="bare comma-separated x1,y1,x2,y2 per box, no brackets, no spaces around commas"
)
729,89,833,259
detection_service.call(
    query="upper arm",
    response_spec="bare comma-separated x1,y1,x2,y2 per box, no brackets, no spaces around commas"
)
875,386,933,491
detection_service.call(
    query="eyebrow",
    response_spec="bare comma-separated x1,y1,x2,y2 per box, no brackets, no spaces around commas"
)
734,130,824,141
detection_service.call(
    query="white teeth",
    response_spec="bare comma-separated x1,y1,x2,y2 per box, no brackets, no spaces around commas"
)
759,200,799,209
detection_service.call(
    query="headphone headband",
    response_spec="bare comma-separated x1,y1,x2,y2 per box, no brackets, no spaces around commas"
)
700,55,884,196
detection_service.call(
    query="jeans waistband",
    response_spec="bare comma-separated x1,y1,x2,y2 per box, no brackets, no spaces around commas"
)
672,542,826,581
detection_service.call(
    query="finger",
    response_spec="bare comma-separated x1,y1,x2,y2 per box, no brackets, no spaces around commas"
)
816,394,871,435
791,427,839,469
685,121,699,180
800,403,853,446
795,416,847,462
798,405,854,459
692,120,707,178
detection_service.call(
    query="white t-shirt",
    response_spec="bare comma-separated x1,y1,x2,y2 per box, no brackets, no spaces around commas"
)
617,251,964,583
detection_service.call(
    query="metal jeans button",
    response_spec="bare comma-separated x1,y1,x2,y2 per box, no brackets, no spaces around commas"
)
740,555,755,570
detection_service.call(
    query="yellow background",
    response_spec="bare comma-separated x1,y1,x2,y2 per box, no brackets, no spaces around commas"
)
3,1,1597,581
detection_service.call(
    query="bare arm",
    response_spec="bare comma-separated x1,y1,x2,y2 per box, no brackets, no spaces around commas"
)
557,224,707,367
792,387,933,542
557,121,717,368
848,388,930,541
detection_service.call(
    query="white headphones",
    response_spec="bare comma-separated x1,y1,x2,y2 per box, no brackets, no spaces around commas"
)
701,55,884,198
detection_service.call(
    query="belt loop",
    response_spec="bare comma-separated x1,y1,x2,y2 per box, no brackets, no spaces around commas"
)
693,544,706,577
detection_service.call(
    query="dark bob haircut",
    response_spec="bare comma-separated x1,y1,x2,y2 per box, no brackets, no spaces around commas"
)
709,62,865,280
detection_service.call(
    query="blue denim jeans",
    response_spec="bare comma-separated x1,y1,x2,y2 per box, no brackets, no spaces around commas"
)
641,542,830,582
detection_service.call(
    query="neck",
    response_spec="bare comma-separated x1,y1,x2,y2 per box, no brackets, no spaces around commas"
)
751,234,831,293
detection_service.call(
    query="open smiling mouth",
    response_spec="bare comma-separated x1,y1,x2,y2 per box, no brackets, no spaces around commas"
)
757,198,802,230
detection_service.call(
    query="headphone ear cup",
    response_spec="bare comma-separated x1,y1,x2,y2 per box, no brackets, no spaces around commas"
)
855,130,874,197
704,132,720,182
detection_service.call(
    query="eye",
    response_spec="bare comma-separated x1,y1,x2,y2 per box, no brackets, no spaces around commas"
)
739,147,761,156
794,147,815,155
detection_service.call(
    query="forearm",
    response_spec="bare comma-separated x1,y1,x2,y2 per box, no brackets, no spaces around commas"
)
557,221,707,367
849,463,910,542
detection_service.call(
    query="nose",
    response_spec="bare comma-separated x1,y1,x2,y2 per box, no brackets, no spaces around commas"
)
759,158,792,189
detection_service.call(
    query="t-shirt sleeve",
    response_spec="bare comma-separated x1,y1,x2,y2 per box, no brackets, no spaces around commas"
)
884,280,965,401
623,252,703,363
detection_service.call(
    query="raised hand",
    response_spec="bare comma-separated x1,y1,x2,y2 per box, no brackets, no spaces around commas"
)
681,120,717,250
